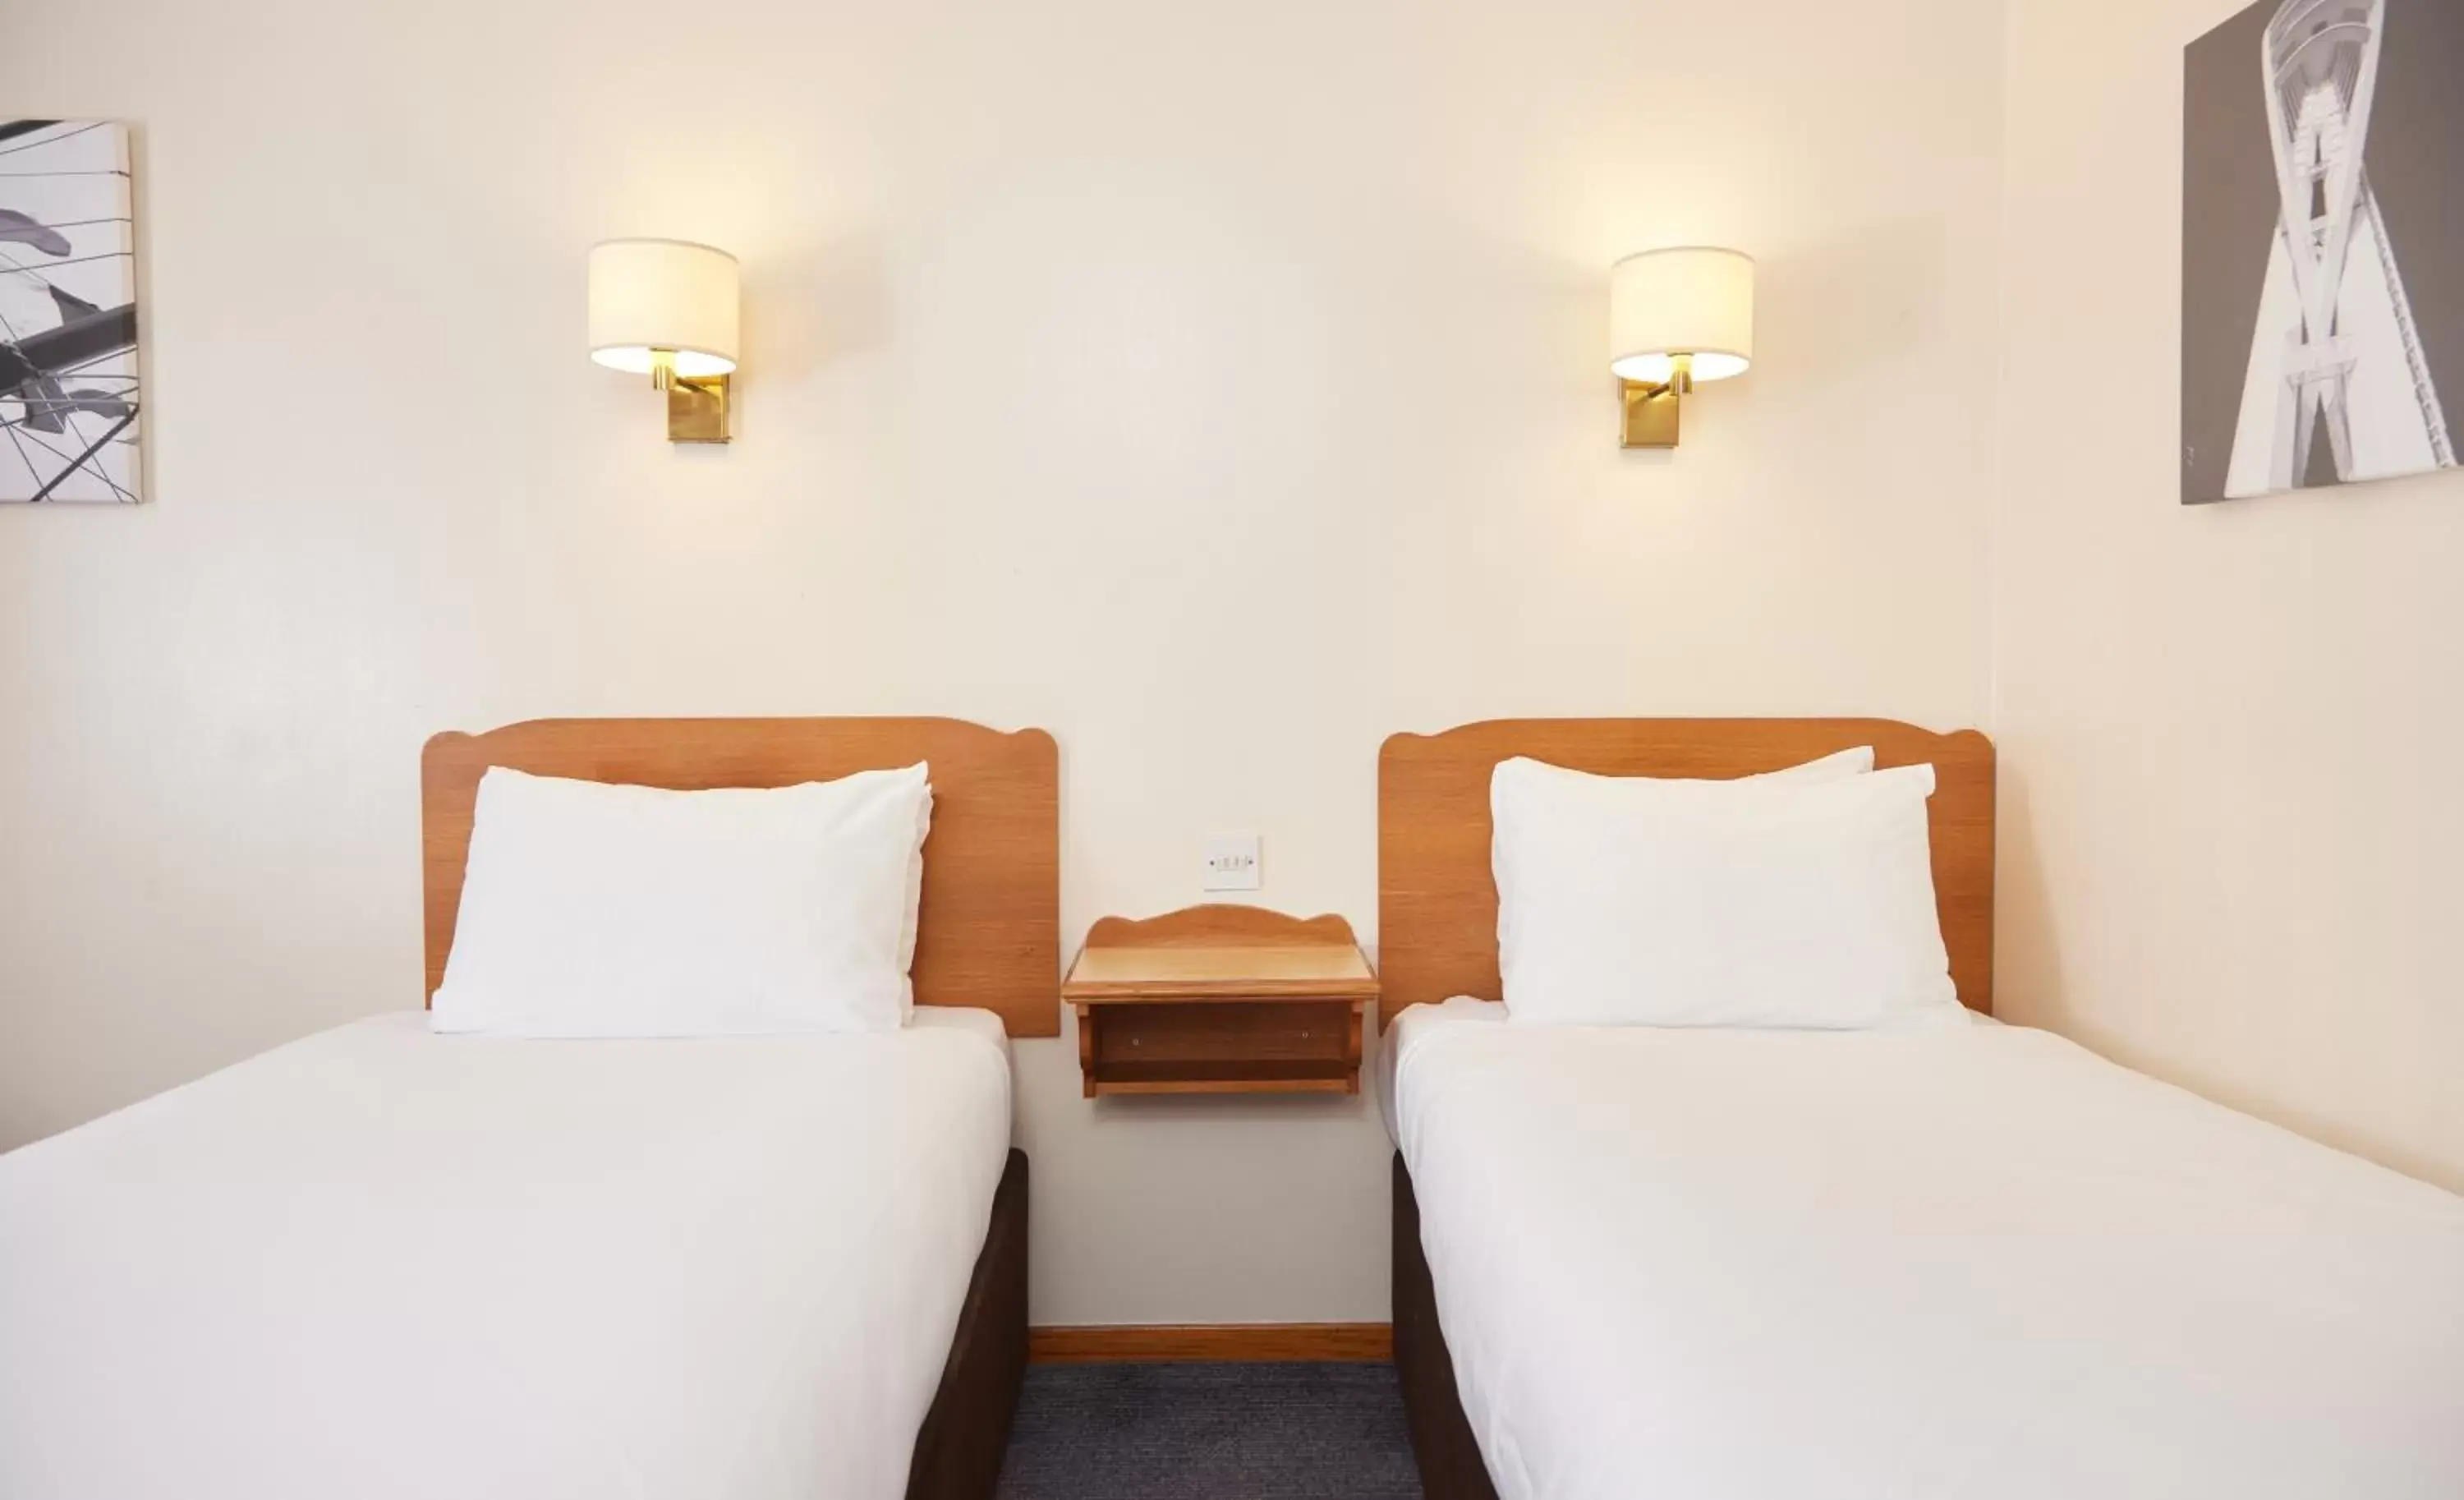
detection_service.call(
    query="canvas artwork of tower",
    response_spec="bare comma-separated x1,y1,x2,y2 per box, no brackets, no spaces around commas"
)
2183,0,2464,503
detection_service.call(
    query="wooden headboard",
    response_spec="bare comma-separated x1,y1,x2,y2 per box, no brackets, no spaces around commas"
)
421,717,1060,1038
1377,719,1995,1025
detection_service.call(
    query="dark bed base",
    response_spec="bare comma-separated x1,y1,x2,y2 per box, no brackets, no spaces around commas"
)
1393,1153,1503,1500
905,1148,1030,1500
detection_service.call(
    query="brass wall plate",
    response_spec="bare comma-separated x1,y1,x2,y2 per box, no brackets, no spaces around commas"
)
1620,380,1680,449
667,374,731,444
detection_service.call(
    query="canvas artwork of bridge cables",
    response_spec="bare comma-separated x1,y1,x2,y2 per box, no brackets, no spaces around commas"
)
0,119,140,504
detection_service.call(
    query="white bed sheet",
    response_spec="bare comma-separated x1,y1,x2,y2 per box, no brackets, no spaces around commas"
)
0,1007,1014,1500
1390,1004,2464,1500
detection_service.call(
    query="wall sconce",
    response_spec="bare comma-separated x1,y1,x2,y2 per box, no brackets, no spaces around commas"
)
589,238,740,444
1611,246,1754,449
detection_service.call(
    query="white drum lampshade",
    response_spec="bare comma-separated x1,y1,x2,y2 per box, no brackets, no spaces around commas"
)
1609,246,1754,387
588,238,739,379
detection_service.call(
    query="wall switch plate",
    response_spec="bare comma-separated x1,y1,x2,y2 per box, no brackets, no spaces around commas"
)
1202,834,1262,892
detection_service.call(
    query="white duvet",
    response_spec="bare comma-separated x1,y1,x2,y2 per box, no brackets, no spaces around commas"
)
0,1009,1014,1500
1387,1003,2464,1500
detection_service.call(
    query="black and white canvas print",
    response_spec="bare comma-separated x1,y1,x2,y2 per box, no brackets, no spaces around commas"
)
2182,1,2464,504
0,119,140,504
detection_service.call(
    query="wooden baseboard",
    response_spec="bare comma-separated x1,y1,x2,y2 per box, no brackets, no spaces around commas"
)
1028,1322,1393,1364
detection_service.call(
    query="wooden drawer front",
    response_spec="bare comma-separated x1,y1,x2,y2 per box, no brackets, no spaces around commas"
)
1092,1001,1351,1067
1078,997,1365,1096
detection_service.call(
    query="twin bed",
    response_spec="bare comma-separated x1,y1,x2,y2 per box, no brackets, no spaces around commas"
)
1379,720,2464,1500
1,717,1056,1500
5,715,2461,1499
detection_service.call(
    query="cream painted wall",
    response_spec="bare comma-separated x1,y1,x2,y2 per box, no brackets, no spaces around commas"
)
1995,0,2464,1191
0,0,2007,1322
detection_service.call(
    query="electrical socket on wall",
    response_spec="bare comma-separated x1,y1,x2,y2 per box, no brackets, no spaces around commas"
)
1202,834,1262,892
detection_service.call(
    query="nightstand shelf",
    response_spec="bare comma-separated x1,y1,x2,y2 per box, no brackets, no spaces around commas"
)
1062,906,1380,1098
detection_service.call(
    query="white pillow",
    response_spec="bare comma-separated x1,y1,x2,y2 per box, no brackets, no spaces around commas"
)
1492,757,1957,1030
430,763,932,1038
1492,748,1872,970
1501,746,1874,793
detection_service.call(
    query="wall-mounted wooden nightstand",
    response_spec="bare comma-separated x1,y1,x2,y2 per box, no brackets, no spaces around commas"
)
1061,905,1380,1097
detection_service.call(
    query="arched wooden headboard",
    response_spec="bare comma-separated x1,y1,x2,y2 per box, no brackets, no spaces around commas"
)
421,717,1061,1037
1377,719,1995,1025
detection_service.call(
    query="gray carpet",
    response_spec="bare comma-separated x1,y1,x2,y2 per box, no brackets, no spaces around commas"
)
997,1361,1424,1500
